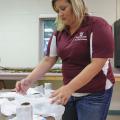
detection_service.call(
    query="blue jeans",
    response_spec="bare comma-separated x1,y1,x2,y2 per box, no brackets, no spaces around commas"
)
62,87,113,120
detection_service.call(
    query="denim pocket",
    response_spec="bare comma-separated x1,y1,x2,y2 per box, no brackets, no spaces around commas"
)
83,88,113,105
85,93,106,105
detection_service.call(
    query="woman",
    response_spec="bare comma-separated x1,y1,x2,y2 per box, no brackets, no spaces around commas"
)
16,0,115,120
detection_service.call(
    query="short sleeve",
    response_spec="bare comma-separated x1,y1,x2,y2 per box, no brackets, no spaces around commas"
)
92,19,114,58
45,32,58,57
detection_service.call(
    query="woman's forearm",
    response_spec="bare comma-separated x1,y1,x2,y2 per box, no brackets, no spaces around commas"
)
25,56,57,83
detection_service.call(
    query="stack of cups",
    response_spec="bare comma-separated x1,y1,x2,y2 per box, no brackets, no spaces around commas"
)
16,102,33,120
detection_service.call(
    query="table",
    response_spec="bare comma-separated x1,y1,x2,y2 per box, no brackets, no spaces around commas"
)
0,114,13,120
0,89,56,120
0,114,55,120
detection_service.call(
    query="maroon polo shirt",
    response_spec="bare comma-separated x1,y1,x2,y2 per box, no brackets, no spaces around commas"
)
46,15,115,93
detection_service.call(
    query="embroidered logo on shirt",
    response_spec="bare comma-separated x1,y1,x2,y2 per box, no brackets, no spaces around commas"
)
73,32,87,41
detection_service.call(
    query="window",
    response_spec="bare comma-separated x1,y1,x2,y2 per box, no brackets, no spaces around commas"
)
39,18,62,68
43,19,55,55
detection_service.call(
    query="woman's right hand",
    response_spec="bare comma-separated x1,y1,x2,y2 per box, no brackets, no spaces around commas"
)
15,78,32,94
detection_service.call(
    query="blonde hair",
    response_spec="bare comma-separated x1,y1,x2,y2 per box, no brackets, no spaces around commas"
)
52,0,88,31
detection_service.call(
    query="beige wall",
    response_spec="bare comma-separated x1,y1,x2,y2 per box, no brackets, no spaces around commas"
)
0,0,55,68
117,0,120,19
84,0,116,24
0,0,118,68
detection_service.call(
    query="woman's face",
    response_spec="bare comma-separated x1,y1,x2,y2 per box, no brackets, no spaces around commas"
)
54,0,76,26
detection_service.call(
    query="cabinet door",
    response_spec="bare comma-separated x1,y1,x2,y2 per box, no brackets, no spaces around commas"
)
114,19,120,68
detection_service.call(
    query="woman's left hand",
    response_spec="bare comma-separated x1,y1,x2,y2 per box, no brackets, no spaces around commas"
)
50,85,73,105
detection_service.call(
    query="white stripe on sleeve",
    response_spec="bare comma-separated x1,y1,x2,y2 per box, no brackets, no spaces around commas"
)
90,32,93,60
49,35,57,57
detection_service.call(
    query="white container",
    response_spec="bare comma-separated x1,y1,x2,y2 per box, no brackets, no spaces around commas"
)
44,83,53,97
44,83,52,90
0,106,1,116
16,102,33,120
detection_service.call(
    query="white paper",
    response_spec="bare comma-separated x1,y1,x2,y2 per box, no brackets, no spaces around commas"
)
0,92,26,99
9,115,46,120
1,100,19,116
0,98,9,105
1,96,64,120
0,86,65,120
